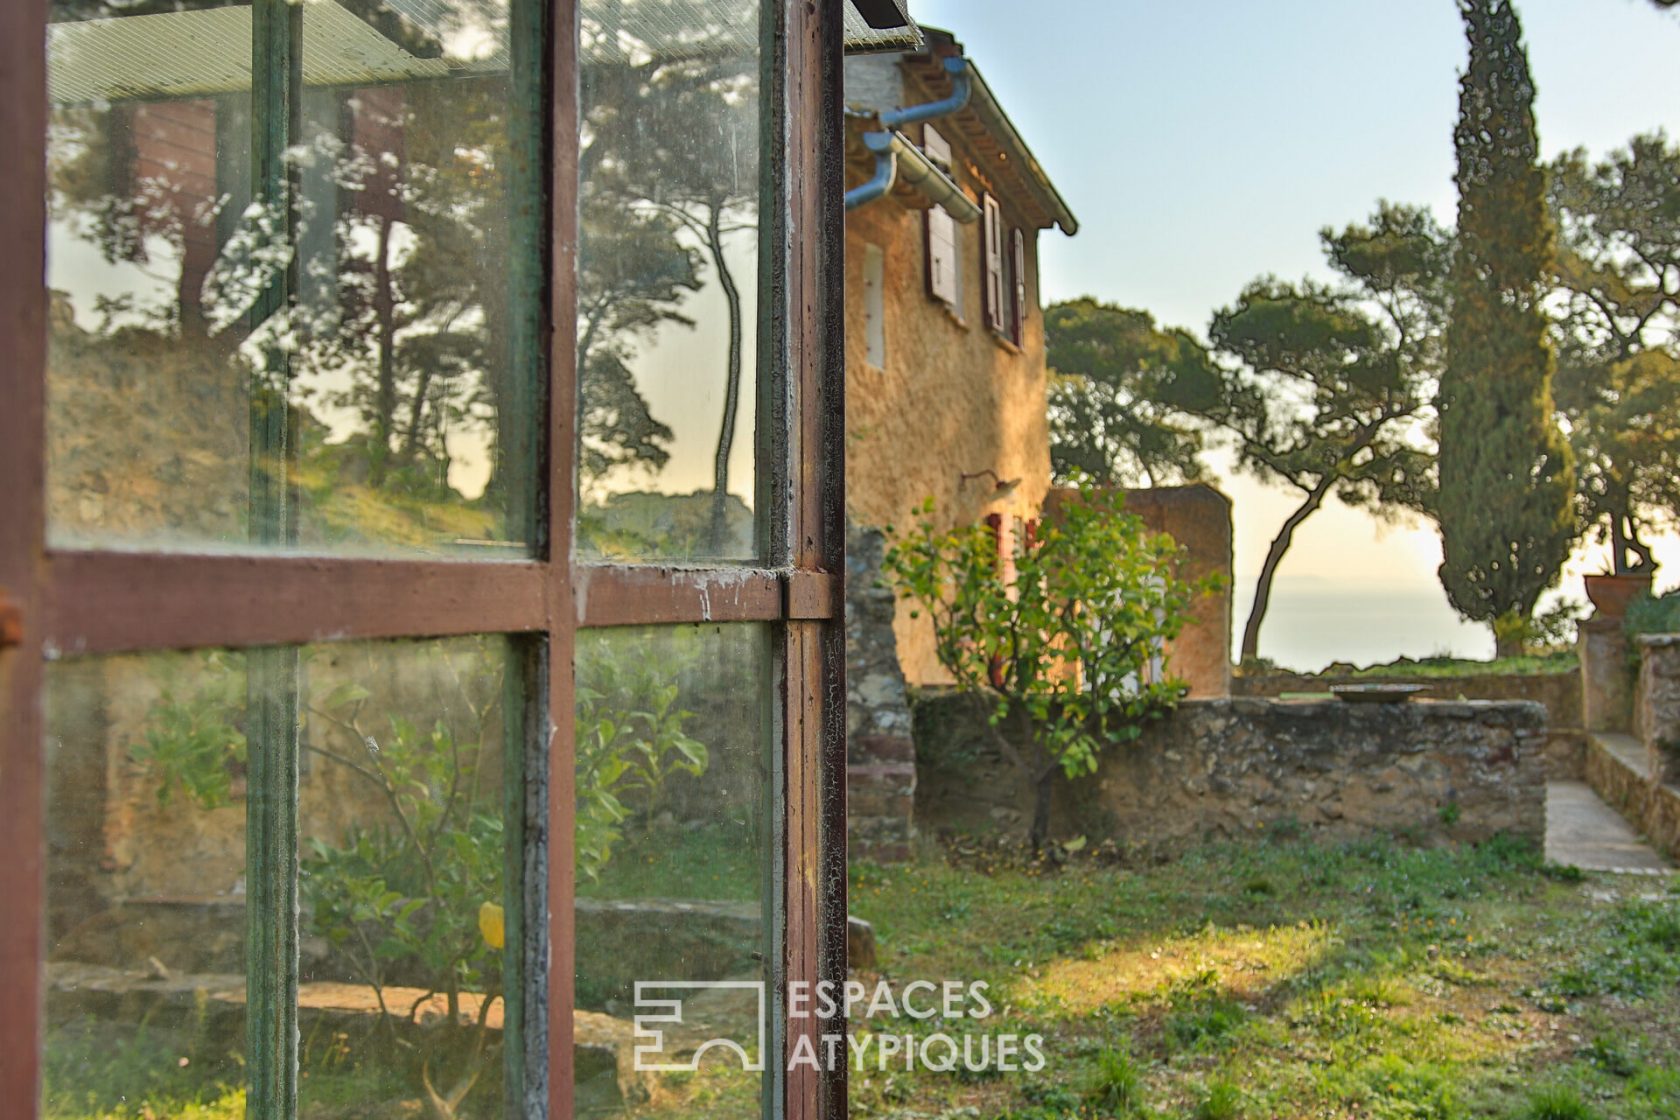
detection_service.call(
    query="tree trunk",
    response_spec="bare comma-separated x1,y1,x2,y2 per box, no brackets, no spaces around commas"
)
1240,479,1332,663
1028,768,1054,855
1493,610,1526,659
706,203,745,555
371,213,398,486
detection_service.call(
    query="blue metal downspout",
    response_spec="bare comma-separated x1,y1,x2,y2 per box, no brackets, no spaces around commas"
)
881,56,970,128
844,56,971,211
843,132,900,211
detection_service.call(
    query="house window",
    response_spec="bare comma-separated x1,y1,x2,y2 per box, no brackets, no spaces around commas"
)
982,193,1006,335
6,2,848,1118
1012,227,1029,345
923,124,961,311
863,241,887,367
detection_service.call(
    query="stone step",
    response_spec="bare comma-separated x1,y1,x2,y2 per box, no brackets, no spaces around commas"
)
1584,732,1680,863
1544,781,1670,873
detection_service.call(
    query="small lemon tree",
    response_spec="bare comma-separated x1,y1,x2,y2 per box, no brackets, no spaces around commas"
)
884,485,1214,851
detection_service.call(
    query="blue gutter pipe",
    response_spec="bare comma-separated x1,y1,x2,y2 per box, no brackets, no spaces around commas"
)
844,132,899,211
880,56,971,128
844,56,972,212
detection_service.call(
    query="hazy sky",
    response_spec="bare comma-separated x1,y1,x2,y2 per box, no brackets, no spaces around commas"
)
906,0,1680,669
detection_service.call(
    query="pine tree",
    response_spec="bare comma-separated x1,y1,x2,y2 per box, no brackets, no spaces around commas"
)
1438,0,1576,656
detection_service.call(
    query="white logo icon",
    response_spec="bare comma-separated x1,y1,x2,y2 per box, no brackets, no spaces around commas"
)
632,980,767,1072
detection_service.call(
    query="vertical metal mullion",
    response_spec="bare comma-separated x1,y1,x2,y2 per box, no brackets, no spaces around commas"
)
807,4,849,1118
248,3,303,1117
507,0,558,1109
776,1,846,1117
0,1,48,1116
756,0,794,1115
546,0,580,1115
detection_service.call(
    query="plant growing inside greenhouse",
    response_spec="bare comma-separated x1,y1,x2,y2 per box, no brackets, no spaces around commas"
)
130,641,710,1119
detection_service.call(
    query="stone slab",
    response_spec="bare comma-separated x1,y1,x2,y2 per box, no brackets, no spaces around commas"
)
1544,781,1672,874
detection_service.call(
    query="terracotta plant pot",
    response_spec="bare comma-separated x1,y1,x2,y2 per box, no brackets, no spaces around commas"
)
1583,570,1654,619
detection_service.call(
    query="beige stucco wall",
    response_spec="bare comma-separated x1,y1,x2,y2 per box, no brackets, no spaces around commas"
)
843,123,1053,687
1120,485,1234,699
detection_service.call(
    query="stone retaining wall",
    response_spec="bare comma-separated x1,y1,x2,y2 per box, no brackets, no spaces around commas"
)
915,692,1547,853
845,525,918,861
1234,669,1584,779
1585,635,1680,860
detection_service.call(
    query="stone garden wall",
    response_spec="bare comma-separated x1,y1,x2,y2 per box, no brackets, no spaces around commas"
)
1588,635,1680,859
914,691,1547,854
1234,668,1585,779
845,524,918,861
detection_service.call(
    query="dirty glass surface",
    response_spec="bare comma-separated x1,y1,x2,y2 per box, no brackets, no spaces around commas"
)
45,0,538,556
43,636,519,1119
43,651,250,1120
573,624,772,1116
295,636,517,1118
575,0,763,564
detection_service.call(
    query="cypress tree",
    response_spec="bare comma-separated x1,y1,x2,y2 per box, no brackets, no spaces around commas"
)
1438,0,1576,656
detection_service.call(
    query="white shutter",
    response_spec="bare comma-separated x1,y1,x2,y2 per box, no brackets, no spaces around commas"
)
1011,227,1027,344
923,124,951,170
982,194,1004,333
863,242,886,367
926,205,957,307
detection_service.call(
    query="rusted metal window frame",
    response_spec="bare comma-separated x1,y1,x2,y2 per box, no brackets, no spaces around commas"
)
0,0,847,1116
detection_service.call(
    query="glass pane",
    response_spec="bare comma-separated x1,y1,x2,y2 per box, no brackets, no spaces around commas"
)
45,651,250,1118
576,0,763,563
43,636,520,1119
574,624,771,1116
46,1,538,556
297,636,516,1118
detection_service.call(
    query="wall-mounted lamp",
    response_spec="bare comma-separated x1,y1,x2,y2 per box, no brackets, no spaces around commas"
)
959,468,1021,498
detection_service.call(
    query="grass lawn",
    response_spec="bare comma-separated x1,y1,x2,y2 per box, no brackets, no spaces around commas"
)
43,834,1680,1119
839,836,1680,1120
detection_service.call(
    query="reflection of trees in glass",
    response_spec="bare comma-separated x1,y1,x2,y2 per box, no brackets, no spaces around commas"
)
576,193,697,485
296,79,511,499
580,0,759,554
1549,134,1680,576
45,2,538,549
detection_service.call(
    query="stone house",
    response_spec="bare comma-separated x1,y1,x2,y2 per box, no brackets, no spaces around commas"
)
839,26,1078,858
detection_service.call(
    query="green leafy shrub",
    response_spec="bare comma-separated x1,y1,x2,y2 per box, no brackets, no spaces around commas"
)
883,482,1216,849
128,651,247,809
129,639,710,1119
1626,589,1680,639
574,642,710,882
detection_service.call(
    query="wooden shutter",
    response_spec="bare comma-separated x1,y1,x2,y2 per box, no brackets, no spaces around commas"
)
922,125,959,309
925,205,958,306
923,123,951,170
982,193,1005,333
1011,227,1028,344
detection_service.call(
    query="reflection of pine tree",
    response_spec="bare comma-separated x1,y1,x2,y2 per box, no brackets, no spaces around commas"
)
581,8,760,550
302,78,511,496
576,189,700,484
